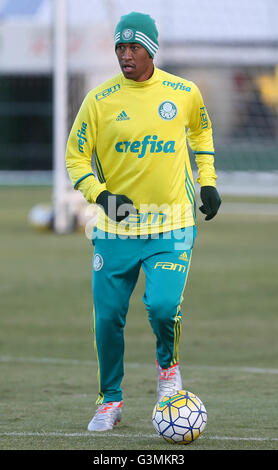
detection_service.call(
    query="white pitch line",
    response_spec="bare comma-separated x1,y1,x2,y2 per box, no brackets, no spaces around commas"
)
0,431,278,442
220,202,278,216
1,355,278,375
207,435,278,442
0,355,95,366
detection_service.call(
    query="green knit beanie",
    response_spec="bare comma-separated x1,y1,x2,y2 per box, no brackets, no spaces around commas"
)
114,12,159,58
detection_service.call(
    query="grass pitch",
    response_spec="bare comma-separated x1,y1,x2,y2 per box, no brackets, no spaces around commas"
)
0,186,278,451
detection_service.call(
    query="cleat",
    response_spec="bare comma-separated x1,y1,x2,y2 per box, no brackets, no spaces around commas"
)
87,401,123,431
156,359,182,402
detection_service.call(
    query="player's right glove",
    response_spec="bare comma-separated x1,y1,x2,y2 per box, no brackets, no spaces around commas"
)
199,186,221,221
96,190,138,222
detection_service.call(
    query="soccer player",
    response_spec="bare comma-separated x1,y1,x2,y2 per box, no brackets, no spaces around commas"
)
66,12,221,431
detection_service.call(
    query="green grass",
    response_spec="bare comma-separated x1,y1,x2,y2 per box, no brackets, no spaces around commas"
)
1,187,278,450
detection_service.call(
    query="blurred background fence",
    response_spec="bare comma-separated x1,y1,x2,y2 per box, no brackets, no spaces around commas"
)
0,0,278,207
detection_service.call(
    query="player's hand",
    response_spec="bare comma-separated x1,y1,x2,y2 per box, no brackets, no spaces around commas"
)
96,190,138,222
199,186,221,221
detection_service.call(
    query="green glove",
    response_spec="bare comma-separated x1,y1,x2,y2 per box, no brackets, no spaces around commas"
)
96,190,138,222
199,186,221,221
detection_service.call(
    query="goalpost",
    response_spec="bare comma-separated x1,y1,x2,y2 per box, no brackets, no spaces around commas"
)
53,0,68,233
52,0,118,234
53,0,80,234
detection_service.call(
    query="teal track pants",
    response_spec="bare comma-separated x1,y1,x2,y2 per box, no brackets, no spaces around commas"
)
91,226,197,404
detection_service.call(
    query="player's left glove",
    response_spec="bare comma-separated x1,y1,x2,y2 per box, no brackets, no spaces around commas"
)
199,186,221,221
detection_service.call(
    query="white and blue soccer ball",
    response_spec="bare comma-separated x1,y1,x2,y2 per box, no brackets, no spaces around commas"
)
152,390,207,445
28,204,54,231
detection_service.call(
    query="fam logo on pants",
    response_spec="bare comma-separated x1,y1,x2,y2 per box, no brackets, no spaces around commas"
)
154,262,186,273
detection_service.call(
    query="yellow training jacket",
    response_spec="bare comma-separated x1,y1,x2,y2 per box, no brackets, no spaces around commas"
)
66,66,217,236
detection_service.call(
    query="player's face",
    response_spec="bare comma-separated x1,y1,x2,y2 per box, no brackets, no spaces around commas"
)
115,43,154,82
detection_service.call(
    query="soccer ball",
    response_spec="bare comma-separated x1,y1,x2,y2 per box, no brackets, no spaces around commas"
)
152,390,207,445
28,204,54,231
